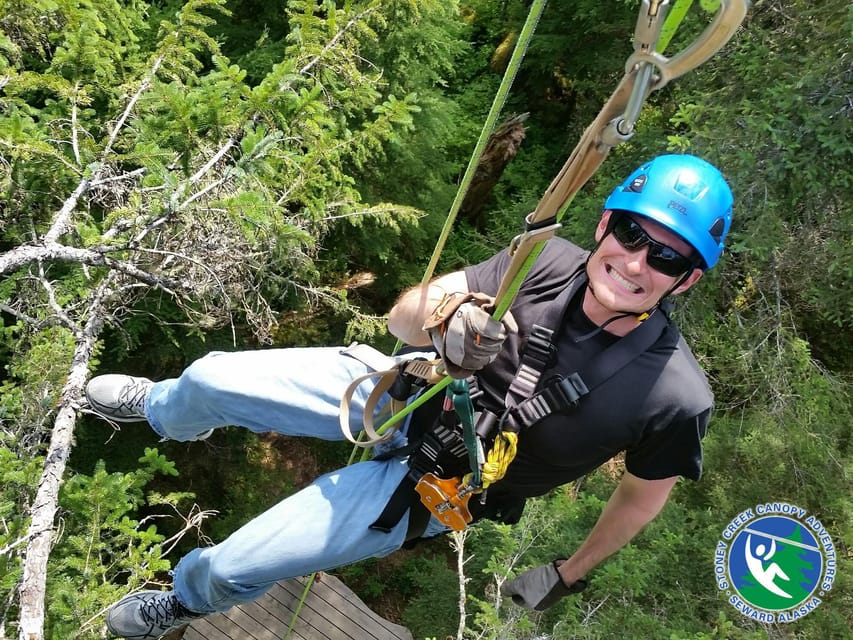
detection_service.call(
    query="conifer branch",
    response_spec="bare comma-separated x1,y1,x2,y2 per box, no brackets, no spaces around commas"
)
103,54,165,157
296,5,378,78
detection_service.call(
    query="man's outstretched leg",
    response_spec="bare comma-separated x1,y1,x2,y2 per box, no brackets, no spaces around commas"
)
85,347,397,442
104,458,446,639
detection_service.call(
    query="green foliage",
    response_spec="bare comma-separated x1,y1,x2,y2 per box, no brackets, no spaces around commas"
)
0,446,188,639
664,0,853,370
45,456,173,638
396,2,851,639
2,0,850,638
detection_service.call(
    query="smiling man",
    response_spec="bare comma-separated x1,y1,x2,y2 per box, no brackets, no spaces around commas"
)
88,154,733,637
389,153,733,608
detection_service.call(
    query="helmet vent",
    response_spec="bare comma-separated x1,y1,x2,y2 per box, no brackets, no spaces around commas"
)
709,217,726,242
625,174,647,193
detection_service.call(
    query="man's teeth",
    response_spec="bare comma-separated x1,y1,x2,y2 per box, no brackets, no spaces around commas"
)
609,267,640,292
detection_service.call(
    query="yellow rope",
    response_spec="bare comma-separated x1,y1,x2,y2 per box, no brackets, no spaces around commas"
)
481,431,518,488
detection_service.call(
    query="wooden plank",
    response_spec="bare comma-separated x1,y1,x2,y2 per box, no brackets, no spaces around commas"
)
305,577,410,640
204,609,260,639
234,599,309,640
252,581,331,640
221,603,283,640
243,583,322,640
321,576,411,640
266,582,345,640
271,577,410,640
182,617,233,640
184,575,412,640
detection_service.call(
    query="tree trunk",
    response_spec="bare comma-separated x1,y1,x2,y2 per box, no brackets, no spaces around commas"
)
459,113,528,230
16,291,110,640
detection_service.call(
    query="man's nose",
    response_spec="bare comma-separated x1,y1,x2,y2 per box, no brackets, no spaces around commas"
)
624,247,649,274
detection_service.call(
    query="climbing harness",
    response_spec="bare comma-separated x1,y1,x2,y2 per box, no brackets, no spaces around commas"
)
342,0,749,537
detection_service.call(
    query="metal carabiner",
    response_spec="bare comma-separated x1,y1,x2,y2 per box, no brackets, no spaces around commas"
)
601,0,673,145
627,0,750,90
602,0,749,146
634,0,672,56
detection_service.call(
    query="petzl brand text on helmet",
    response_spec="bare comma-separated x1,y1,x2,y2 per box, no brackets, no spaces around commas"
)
604,154,733,269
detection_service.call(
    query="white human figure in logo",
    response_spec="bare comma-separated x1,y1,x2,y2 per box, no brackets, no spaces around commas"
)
744,534,792,598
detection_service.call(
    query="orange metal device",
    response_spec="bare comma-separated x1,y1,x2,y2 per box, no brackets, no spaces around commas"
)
415,473,474,531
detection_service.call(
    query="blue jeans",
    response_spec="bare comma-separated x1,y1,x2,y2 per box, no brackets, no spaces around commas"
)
144,347,448,612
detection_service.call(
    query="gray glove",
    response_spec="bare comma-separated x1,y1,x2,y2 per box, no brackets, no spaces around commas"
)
501,561,587,611
423,292,518,379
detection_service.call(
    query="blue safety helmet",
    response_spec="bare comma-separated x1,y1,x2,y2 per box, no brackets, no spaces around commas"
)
604,154,733,269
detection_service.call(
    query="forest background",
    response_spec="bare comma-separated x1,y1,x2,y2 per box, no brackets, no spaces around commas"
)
0,0,850,639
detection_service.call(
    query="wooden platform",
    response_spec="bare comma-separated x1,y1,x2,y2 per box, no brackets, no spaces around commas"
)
181,574,413,640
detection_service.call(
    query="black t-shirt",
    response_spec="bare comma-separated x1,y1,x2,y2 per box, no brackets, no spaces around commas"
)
463,237,713,498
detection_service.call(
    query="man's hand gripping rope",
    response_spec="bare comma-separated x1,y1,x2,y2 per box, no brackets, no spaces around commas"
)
423,291,518,380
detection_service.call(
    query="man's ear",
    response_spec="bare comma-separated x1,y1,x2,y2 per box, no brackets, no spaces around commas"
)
672,268,703,295
595,210,613,243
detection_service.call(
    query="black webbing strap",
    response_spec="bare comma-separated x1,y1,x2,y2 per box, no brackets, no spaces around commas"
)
370,267,670,538
370,475,432,543
369,392,447,538
507,304,669,428
501,267,587,431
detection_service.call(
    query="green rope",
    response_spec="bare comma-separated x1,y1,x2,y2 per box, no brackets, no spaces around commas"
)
288,1,710,636
658,0,694,53
282,572,315,640
418,0,547,288
368,0,703,440
389,0,547,357
362,0,547,461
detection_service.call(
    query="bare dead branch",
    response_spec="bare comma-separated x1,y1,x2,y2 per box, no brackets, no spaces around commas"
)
102,54,164,157
0,243,182,292
296,6,377,78
0,303,43,327
89,167,146,188
17,275,117,640
450,530,471,640
42,177,91,245
37,261,81,336
70,82,81,166
159,503,218,557
187,138,236,186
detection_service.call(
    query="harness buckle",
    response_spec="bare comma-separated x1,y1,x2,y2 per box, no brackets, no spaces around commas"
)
555,373,589,407
414,472,474,531
525,325,557,369
509,213,562,257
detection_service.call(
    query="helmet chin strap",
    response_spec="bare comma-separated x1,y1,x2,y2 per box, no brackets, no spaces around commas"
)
577,239,693,343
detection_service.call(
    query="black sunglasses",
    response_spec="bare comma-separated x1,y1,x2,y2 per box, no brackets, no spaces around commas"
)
609,215,696,277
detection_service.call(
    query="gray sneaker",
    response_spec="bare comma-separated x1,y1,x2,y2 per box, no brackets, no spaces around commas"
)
86,375,153,422
106,590,203,639
86,374,214,440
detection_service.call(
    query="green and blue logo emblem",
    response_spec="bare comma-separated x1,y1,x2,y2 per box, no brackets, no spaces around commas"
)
715,503,836,623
